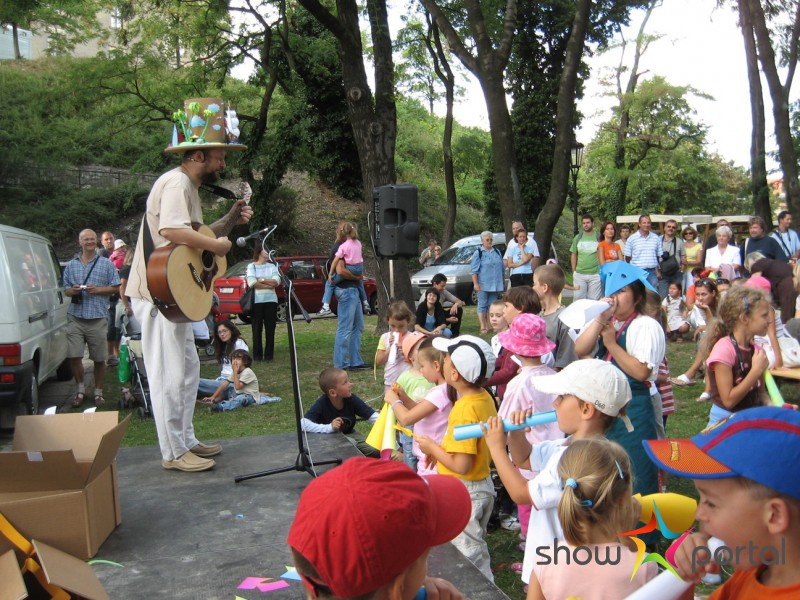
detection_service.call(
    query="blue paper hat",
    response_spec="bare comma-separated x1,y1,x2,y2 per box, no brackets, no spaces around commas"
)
599,261,657,296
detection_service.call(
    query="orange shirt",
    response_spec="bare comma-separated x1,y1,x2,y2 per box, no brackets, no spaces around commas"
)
598,240,621,263
710,566,800,599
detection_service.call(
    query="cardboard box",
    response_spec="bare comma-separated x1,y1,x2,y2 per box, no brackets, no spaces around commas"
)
0,412,130,560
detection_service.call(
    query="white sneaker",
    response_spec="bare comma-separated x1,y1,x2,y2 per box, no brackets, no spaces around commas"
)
500,515,521,531
318,306,332,316
701,573,722,585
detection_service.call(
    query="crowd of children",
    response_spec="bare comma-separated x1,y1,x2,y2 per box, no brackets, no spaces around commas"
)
271,253,800,599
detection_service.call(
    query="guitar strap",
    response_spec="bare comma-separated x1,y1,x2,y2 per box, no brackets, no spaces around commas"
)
140,183,239,265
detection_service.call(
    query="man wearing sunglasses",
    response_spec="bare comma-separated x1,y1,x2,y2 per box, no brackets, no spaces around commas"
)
658,219,686,298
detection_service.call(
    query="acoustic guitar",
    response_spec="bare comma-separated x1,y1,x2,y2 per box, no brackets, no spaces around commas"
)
147,224,227,323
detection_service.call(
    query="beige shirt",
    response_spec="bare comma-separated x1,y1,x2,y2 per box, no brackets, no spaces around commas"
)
126,167,203,302
231,367,259,398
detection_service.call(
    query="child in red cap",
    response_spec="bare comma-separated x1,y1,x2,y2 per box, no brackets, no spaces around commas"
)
288,457,470,599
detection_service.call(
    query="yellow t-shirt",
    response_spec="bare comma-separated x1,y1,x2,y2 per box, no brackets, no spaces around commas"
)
439,389,497,481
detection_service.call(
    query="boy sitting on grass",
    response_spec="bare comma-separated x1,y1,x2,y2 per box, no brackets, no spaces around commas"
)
645,406,800,598
202,350,260,412
302,367,380,458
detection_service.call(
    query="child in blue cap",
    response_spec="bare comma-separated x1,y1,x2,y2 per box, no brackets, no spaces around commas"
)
644,406,800,598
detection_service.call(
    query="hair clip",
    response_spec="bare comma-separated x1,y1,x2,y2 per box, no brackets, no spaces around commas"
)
743,297,750,313
564,478,577,490
580,499,593,507
614,459,625,480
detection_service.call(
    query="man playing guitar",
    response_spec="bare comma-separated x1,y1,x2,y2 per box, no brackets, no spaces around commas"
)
127,97,252,472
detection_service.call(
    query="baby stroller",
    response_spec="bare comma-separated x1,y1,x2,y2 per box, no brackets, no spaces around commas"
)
192,292,220,359
119,316,152,420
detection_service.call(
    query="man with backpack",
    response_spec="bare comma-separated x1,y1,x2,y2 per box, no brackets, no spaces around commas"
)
657,219,686,298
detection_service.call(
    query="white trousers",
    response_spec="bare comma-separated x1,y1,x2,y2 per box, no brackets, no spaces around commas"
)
450,475,496,582
573,272,602,301
133,299,200,461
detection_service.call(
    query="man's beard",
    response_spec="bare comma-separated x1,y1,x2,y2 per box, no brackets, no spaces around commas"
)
201,170,221,184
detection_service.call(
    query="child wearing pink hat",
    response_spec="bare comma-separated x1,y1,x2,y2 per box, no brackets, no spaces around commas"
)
497,313,562,566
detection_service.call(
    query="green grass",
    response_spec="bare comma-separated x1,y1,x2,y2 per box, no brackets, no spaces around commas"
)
98,309,799,599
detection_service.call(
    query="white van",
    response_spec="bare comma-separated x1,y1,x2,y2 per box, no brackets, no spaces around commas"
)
0,225,71,424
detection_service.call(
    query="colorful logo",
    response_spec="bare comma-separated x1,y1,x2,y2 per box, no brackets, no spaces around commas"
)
617,498,693,580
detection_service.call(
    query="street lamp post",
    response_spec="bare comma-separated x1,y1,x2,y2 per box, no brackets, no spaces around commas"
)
570,141,585,236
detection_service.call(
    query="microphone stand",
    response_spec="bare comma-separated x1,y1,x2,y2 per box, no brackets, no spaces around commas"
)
234,232,342,483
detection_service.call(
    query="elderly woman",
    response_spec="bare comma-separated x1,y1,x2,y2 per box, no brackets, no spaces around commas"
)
704,225,741,280
470,231,505,334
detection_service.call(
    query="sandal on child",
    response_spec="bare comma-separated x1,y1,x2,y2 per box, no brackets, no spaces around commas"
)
696,392,712,402
71,392,85,408
94,395,105,406
670,374,695,386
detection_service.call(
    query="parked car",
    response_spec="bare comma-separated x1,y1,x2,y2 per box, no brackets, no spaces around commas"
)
411,233,508,304
214,256,378,322
0,225,72,425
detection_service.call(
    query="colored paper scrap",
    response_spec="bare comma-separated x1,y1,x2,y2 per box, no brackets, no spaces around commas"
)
259,581,290,592
281,567,301,581
238,577,270,590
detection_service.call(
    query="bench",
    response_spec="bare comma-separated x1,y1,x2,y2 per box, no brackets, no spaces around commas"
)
770,367,800,381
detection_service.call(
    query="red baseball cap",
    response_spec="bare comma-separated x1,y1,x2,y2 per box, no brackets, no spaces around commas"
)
287,457,470,597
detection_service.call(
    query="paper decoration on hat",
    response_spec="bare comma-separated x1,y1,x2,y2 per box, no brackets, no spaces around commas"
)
600,260,657,297
165,97,247,153
558,299,612,330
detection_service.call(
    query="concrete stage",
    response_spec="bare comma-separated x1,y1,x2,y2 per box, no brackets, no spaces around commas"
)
92,432,510,599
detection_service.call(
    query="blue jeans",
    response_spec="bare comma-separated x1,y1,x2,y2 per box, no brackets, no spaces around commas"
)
476,290,501,314
197,376,232,399
333,286,364,369
327,263,367,304
217,393,256,411
643,268,659,291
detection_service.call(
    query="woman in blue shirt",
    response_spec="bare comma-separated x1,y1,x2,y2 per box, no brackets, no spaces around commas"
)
246,248,282,361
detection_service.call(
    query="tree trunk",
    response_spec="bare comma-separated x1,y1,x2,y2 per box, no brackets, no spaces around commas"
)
747,0,800,218
12,23,21,60
738,0,770,224
481,70,523,237
298,0,410,330
534,0,591,261
420,0,521,238
427,16,457,248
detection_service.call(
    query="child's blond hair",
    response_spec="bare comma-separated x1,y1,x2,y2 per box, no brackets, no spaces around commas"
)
341,222,359,241
700,286,770,358
386,300,414,325
417,344,444,367
535,263,565,296
557,439,636,546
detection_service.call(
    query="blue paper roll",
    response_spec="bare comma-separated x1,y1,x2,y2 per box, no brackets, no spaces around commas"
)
453,410,558,441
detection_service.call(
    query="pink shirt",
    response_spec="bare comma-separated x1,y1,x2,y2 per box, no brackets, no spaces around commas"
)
533,543,658,599
498,365,561,471
412,384,452,476
335,238,363,264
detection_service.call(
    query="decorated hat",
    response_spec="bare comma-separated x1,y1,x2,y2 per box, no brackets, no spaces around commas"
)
600,260,657,297
644,407,800,500
401,331,427,361
498,313,555,358
164,97,247,154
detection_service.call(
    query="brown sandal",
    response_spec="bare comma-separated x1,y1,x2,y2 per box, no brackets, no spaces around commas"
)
94,395,105,406
71,392,85,408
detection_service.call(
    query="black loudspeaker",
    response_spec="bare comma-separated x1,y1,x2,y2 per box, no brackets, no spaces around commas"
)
373,184,420,258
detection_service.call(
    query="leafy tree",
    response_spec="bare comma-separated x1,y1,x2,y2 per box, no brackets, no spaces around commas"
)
742,0,800,219
0,0,99,58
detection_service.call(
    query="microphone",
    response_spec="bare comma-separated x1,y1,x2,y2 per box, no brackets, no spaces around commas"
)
236,225,276,247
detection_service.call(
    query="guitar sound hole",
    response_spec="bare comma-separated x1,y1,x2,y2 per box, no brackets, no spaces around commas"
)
201,251,214,270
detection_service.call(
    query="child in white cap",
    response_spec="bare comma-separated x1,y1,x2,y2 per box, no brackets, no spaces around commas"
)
482,358,633,593
417,335,498,582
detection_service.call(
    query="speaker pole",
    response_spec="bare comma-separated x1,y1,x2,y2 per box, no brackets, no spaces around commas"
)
389,259,395,298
